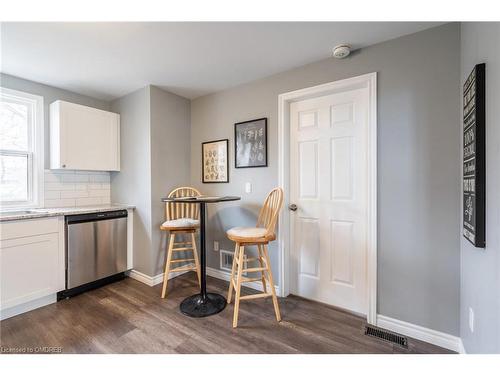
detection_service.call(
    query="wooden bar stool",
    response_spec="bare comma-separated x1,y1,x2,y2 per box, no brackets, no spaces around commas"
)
226,187,284,328
160,187,202,298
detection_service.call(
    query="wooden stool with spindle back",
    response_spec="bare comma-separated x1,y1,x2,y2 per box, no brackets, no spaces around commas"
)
160,187,202,298
226,187,284,328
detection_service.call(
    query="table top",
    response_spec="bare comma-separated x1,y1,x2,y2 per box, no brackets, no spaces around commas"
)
161,195,241,203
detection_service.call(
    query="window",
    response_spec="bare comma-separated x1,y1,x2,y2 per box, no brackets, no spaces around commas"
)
0,87,44,209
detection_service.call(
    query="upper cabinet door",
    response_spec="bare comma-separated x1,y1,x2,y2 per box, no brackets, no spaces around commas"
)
50,101,120,171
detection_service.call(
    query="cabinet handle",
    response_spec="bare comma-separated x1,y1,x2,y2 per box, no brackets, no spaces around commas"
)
62,164,66,168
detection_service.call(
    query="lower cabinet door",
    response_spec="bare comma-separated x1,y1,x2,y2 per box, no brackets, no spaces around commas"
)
0,232,62,310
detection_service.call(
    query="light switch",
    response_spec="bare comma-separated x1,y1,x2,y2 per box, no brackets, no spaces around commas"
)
245,182,252,193
213,241,219,252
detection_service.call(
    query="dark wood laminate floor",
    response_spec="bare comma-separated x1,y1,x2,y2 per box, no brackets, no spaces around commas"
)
0,273,454,354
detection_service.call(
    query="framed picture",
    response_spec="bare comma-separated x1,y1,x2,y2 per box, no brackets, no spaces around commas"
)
235,117,267,168
463,63,486,248
202,139,229,183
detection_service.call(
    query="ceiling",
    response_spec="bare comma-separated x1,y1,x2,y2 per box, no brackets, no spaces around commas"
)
1,22,443,101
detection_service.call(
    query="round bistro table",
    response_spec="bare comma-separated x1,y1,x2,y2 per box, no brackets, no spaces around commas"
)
161,195,241,317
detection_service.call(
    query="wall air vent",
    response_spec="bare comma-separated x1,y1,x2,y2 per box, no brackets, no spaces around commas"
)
364,325,408,348
220,249,247,275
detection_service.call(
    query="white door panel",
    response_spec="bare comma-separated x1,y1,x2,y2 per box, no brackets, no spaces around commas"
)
290,88,368,314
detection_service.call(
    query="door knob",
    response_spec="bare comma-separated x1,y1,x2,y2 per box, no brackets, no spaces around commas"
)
289,204,298,211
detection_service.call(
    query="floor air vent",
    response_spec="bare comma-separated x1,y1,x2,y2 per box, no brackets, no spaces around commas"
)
364,326,408,348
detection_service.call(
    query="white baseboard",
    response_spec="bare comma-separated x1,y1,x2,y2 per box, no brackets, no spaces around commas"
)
128,266,280,296
0,293,57,321
206,266,280,295
127,264,195,287
377,314,462,353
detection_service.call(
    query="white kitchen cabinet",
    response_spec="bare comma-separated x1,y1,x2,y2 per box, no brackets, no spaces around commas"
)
0,217,65,320
50,100,120,171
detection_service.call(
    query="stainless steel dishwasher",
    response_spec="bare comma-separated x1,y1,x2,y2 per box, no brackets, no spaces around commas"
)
59,210,128,298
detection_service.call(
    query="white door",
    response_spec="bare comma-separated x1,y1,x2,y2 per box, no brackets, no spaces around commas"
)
290,87,369,315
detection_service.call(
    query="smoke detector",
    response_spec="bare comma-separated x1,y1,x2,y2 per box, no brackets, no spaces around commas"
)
332,44,351,59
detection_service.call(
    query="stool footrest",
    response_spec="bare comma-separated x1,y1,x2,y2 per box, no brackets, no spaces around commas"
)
235,257,266,266
172,247,194,251
242,267,266,273
239,293,272,301
170,258,195,264
231,276,268,285
241,276,266,283
245,257,267,264
171,264,197,273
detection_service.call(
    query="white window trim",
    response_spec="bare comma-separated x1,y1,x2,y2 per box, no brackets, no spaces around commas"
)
0,87,44,210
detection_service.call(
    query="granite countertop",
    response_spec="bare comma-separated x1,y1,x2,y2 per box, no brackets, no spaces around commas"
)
0,204,135,222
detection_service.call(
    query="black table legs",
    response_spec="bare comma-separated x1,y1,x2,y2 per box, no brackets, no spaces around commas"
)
200,202,207,298
180,202,227,317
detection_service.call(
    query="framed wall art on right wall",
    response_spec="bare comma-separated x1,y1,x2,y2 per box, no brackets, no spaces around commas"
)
463,63,486,248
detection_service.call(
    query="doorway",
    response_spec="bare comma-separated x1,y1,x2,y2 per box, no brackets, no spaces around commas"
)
278,73,377,324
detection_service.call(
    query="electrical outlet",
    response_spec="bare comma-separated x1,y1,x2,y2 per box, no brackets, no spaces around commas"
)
213,241,219,252
469,307,474,333
245,182,252,193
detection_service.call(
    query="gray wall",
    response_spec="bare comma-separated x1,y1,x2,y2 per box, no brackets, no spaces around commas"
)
111,86,191,276
150,86,191,275
111,87,153,275
460,22,500,353
0,73,110,168
190,23,461,335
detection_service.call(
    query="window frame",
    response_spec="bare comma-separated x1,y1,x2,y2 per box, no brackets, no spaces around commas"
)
0,87,44,210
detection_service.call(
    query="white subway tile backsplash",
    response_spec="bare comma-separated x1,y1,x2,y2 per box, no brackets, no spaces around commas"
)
44,190,61,199
60,190,89,199
43,170,111,208
43,173,61,182
88,183,104,190
45,182,74,191
61,173,89,183
74,183,88,191
75,197,102,206
44,198,76,208
88,188,110,198
89,174,110,183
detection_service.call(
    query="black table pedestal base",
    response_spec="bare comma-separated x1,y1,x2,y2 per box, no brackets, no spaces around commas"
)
180,293,227,318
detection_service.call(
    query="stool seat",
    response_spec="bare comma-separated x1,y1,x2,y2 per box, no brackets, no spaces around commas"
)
226,227,275,243
161,218,199,231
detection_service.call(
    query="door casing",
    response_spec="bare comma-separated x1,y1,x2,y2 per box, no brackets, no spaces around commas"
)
277,72,377,325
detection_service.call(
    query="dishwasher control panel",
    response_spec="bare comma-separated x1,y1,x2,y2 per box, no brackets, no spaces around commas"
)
66,210,128,224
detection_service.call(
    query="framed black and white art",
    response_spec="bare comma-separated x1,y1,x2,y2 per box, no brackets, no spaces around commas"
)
463,63,486,248
202,139,229,183
235,118,267,168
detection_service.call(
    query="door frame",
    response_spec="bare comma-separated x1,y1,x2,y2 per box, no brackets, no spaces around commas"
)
277,72,378,325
